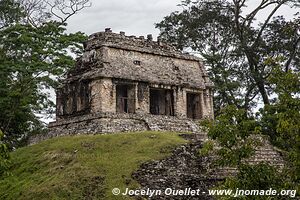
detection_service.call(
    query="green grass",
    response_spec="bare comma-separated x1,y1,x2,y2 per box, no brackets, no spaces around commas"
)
0,131,187,200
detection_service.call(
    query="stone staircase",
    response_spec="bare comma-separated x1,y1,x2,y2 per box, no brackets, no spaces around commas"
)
206,135,286,178
143,115,208,140
246,136,285,169
133,133,287,199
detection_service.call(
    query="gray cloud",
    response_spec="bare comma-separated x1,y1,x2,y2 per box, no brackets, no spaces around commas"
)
66,0,296,38
66,0,182,38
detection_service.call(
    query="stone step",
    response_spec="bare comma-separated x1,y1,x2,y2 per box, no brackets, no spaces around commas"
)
145,117,202,134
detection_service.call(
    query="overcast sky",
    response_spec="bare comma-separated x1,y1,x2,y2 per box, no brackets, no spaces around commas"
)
65,0,295,39
66,0,182,38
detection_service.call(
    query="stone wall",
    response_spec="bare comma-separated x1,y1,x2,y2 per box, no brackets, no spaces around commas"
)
52,29,214,139
29,113,207,145
66,30,214,89
86,77,213,119
56,80,90,119
85,31,201,62
97,47,210,89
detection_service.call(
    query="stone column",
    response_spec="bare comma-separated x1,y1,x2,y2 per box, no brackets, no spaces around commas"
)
97,78,116,113
134,83,138,113
205,89,212,118
175,87,186,118
90,79,102,113
200,90,206,118
136,83,149,114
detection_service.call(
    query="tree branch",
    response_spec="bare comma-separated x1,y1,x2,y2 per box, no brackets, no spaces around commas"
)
46,0,91,24
285,35,300,72
252,1,287,48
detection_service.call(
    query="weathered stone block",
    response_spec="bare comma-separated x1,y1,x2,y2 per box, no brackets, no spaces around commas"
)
51,29,214,139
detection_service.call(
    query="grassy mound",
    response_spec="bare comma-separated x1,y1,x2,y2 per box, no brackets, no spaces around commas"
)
0,131,187,200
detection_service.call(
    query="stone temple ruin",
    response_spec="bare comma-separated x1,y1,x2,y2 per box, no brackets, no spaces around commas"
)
37,28,285,180
48,28,214,137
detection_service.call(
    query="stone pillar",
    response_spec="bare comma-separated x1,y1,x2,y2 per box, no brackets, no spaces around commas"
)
136,82,149,114
205,89,212,118
200,90,206,118
201,89,214,119
90,79,102,113
90,78,116,113
134,83,139,113
101,78,116,113
175,87,186,118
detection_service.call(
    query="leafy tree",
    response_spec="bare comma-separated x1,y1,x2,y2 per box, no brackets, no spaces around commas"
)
0,0,90,148
201,64,300,198
201,104,299,199
201,105,260,166
156,0,300,114
0,0,23,28
0,22,87,147
259,62,300,192
220,163,287,199
0,129,10,177
159,0,300,196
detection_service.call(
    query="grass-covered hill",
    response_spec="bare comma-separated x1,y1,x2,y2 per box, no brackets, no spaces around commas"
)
0,131,187,200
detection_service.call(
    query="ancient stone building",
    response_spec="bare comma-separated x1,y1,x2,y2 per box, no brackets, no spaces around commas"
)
48,28,214,136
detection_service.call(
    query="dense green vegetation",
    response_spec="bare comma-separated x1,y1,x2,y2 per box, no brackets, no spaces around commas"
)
0,129,10,177
0,131,187,200
202,103,299,199
200,65,299,198
0,0,89,148
158,0,300,198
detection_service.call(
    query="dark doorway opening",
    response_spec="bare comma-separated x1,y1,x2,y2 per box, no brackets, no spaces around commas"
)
187,93,202,119
150,89,174,116
116,85,135,113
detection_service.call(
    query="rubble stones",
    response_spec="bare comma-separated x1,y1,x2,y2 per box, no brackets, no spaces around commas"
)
132,134,217,200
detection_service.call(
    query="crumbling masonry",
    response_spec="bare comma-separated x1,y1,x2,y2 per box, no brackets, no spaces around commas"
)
23,28,287,190
48,28,214,137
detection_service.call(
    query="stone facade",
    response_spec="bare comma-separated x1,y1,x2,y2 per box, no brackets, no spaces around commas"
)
48,28,214,138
